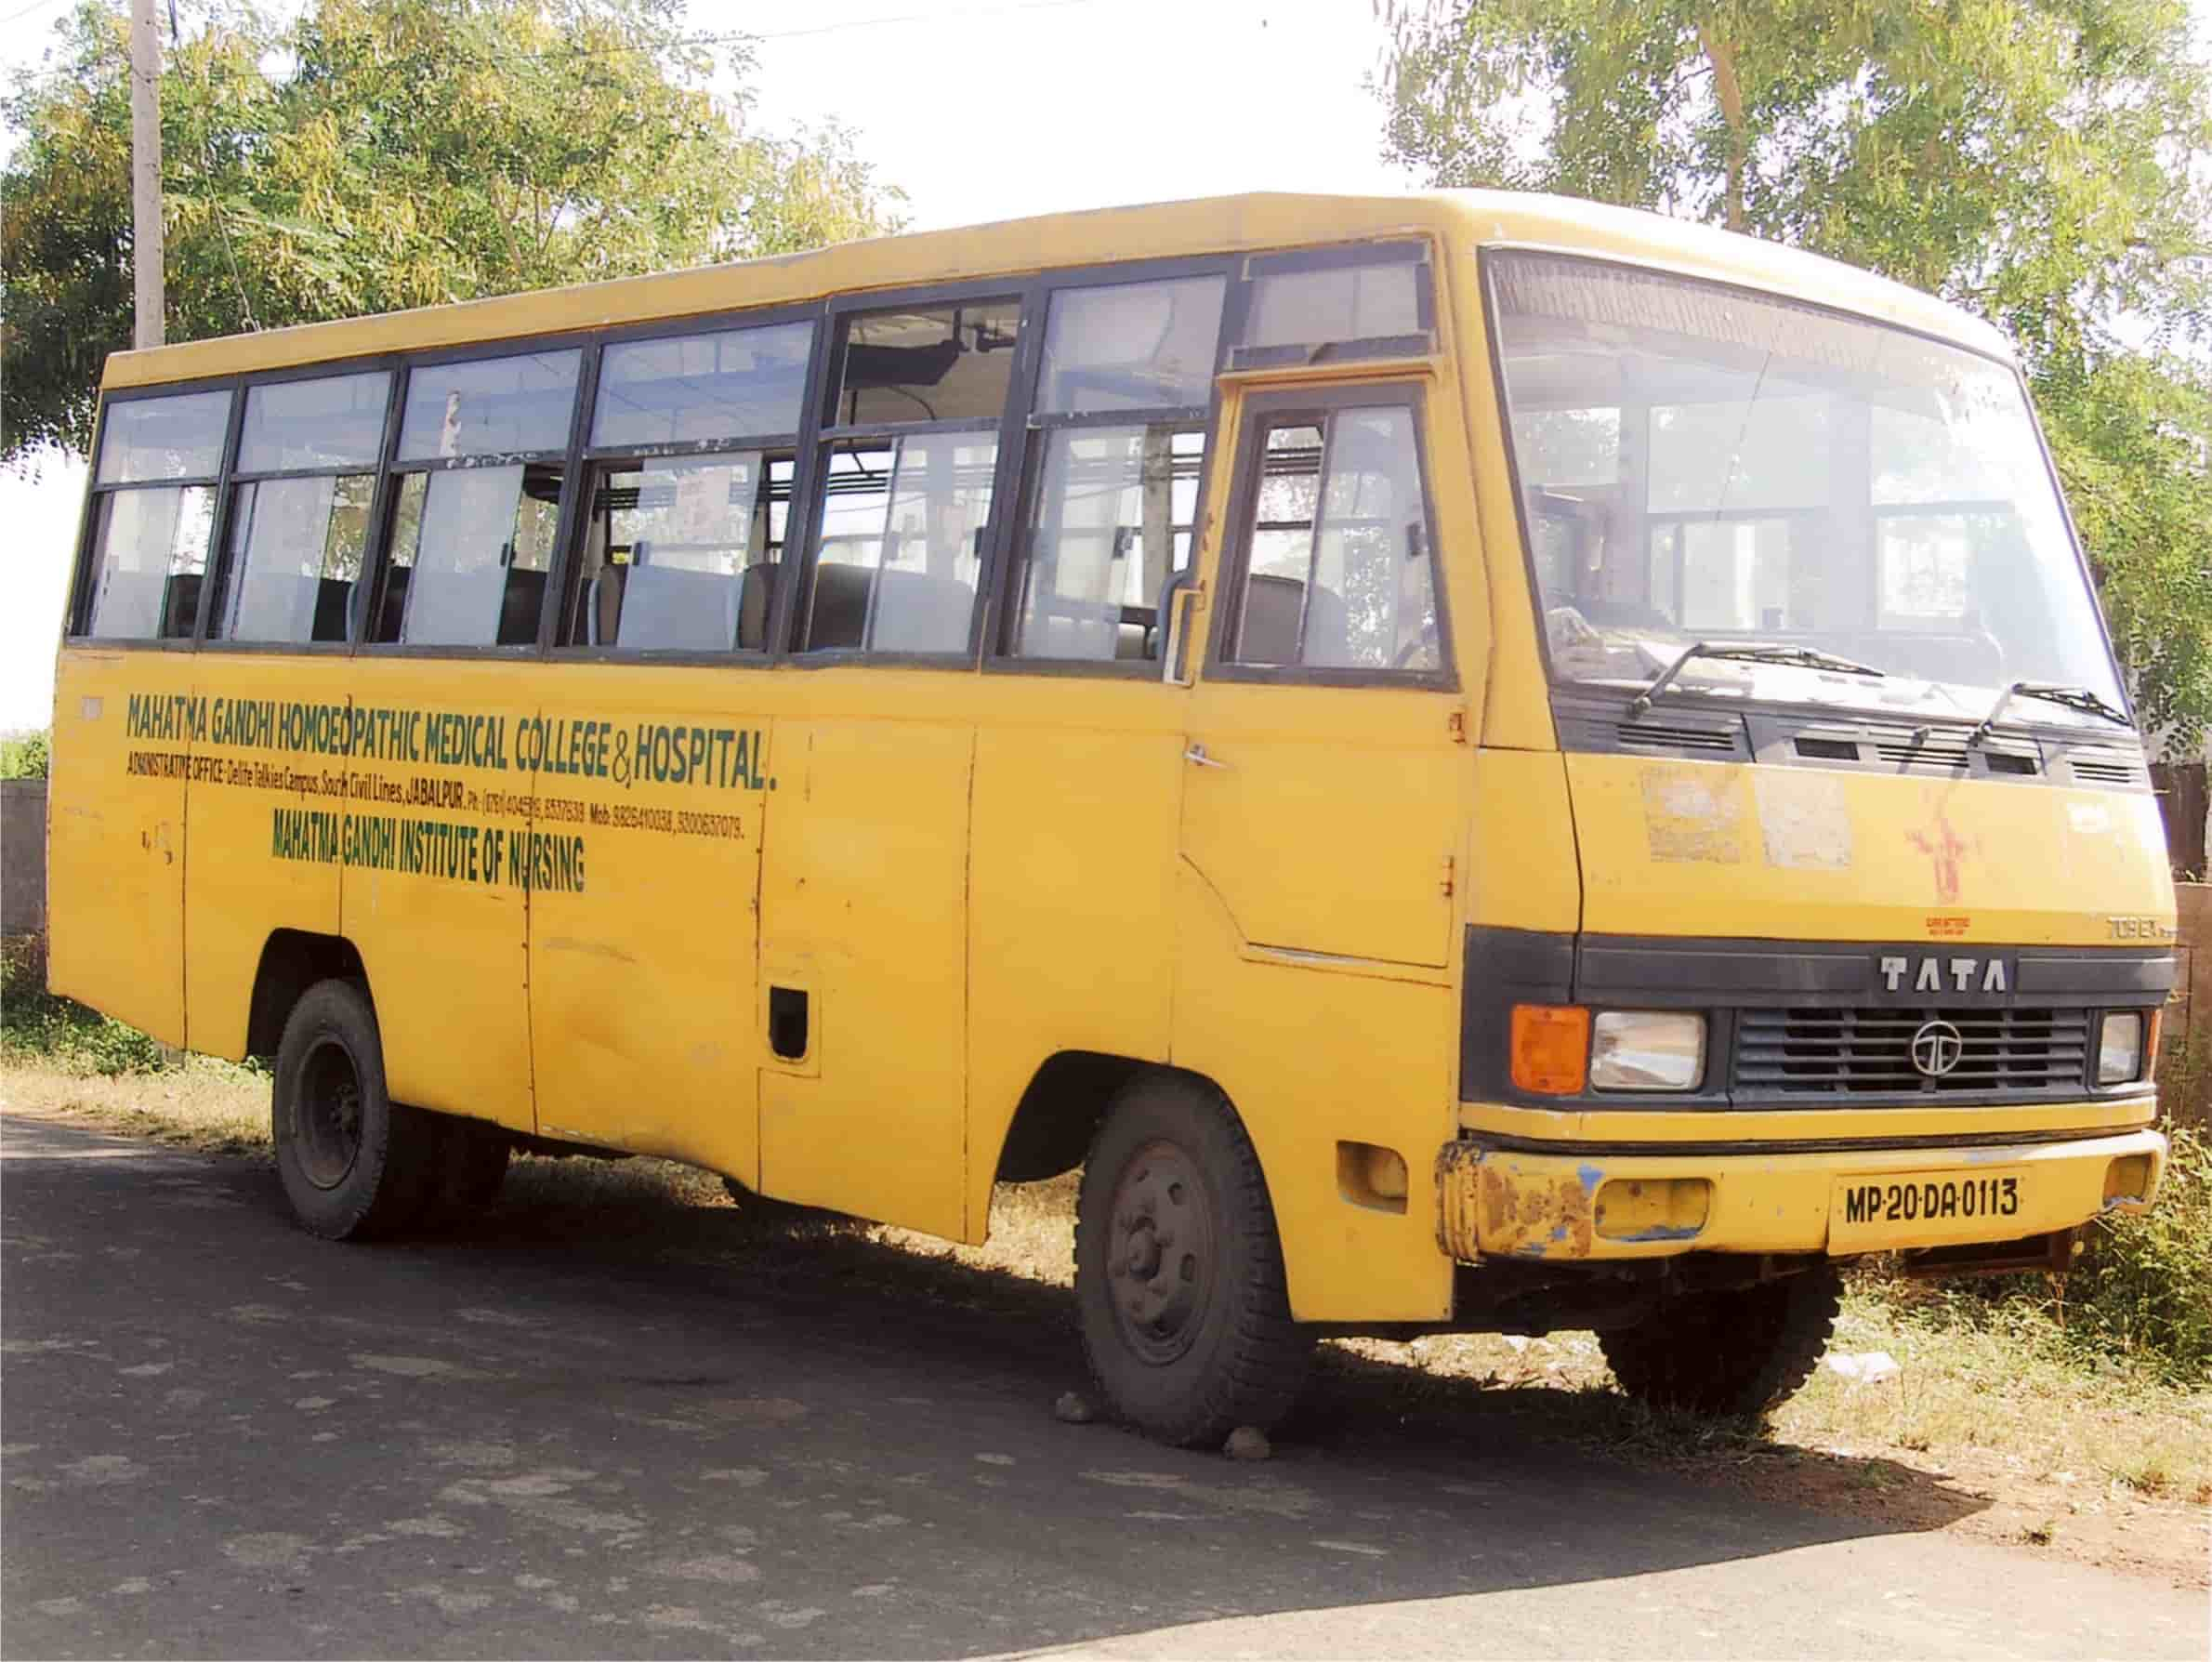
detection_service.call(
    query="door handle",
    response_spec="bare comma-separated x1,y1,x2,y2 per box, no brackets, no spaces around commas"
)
1183,744,1229,770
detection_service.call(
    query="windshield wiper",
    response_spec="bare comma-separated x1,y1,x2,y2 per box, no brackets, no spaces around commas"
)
1969,680,2133,745
1629,640,1884,716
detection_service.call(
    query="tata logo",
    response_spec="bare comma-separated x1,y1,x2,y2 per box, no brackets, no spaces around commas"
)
1910,1019,1966,1077
1878,954,2009,996
2107,916,2173,942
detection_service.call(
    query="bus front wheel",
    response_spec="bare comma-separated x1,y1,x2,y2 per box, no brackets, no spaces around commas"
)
271,978,438,1240
1598,1263,1842,1418
1073,1076,1312,1446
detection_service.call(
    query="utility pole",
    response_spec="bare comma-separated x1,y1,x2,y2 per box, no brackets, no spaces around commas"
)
128,0,164,349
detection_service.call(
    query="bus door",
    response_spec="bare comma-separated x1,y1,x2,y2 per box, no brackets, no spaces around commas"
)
1178,380,1465,971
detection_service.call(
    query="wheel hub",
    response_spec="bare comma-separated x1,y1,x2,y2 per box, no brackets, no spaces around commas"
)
1105,1140,1216,1365
294,1037,365,1191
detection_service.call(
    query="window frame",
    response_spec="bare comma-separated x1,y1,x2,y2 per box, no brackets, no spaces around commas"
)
1226,240,1437,374
546,302,824,665
783,277,1037,669
361,336,592,659
202,364,396,656
1205,378,1458,692
59,237,1453,675
69,377,244,649
984,254,1237,679
1475,244,2135,731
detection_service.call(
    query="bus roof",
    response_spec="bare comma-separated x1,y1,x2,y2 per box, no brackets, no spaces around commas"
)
101,189,2011,391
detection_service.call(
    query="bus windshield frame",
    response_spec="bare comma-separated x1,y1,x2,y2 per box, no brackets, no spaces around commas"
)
1482,248,2132,736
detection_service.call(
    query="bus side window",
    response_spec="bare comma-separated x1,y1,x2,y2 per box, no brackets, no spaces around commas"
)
799,298,1021,654
212,370,390,645
76,389,232,640
1226,402,1441,673
1007,273,1225,664
375,350,580,649
575,453,781,652
810,433,997,653
559,320,810,653
86,485,220,640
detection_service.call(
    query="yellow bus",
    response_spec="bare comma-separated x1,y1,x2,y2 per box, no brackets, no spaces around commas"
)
49,191,2177,1444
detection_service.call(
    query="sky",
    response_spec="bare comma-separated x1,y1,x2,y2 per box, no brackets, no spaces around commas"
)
1,0,2206,729
0,0,1412,729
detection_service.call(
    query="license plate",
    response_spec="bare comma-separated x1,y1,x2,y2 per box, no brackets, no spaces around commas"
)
1829,1167,2033,1250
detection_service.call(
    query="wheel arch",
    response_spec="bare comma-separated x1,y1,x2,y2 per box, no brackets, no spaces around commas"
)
246,930,369,1061
988,1050,1160,1187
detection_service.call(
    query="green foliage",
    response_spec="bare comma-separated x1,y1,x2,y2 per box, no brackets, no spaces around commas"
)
1853,1124,2212,1386
2067,1123,2212,1383
2,0,905,463
1378,0,2212,755
0,936,170,1075
0,732,50,778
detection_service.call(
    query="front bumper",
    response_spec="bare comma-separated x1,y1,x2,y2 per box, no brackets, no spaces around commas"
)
1435,1127,2167,1261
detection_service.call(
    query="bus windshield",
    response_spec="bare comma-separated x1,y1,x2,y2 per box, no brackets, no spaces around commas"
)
1489,252,2128,732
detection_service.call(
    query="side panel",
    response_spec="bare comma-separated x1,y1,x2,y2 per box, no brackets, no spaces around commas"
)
341,661,536,1133
758,704,970,1236
1169,863,1456,1322
525,668,770,1180
182,658,349,1058
965,679,1184,1236
46,650,193,1044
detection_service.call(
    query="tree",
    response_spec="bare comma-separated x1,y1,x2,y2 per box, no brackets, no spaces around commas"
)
2,0,904,464
1377,0,2212,755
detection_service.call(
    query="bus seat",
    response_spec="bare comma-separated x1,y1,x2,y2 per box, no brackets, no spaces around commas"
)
618,565,738,651
871,568,977,653
738,561,781,650
810,561,876,649
591,564,627,645
377,566,412,641
1239,573,1350,666
810,561,977,653
161,573,203,639
312,578,351,642
498,568,546,645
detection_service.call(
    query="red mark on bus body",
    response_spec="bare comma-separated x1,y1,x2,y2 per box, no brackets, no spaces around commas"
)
1907,806,1970,904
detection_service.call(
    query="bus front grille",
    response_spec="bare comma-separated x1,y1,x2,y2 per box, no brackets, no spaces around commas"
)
1732,1007,2092,1096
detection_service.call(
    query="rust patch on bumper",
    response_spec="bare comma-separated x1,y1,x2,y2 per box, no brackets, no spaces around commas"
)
1436,1145,1601,1261
1434,1141,1484,1261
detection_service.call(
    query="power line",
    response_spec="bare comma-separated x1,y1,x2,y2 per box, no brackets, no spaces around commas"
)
6,0,1135,89
0,0,72,28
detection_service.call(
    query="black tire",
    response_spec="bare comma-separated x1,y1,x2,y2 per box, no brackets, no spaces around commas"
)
1599,1264,1842,1418
1074,1075,1312,1446
423,1115,509,1225
270,978,439,1240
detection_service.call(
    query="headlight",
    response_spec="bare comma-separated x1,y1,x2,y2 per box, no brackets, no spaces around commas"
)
1589,1010,1705,1091
2098,1012,2145,1085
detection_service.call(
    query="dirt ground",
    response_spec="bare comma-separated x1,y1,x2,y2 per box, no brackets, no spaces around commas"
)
5,1057,2206,1591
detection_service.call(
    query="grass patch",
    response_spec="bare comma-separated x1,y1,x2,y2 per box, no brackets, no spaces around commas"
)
0,1054,274,1154
1,935,177,1077
1781,1277,2212,1505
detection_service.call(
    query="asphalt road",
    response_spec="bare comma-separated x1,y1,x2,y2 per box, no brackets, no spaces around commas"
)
3,1109,2205,1660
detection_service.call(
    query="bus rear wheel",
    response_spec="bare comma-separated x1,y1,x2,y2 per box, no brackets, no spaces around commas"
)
1073,1076,1312,1447
271,979,437,1240
1598,1263,1841,1418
